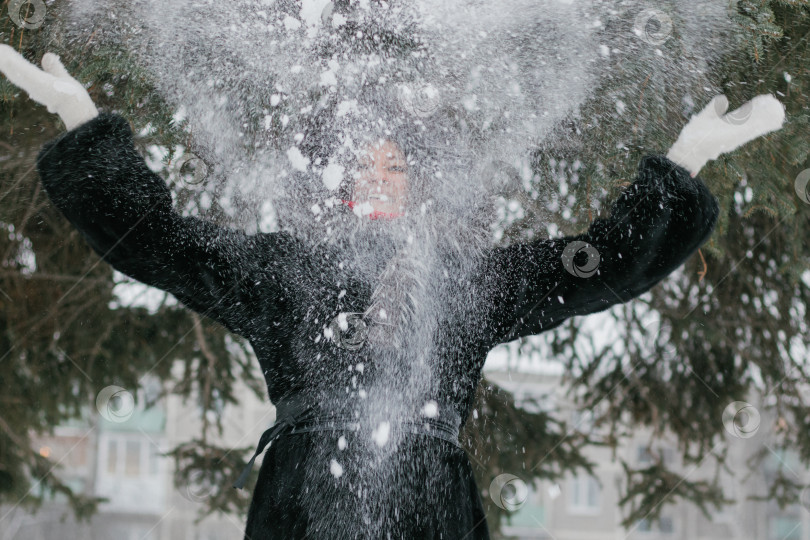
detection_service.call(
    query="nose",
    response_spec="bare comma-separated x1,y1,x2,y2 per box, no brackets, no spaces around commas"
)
365,166,389,190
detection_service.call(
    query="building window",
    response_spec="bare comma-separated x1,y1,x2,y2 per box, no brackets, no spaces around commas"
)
568,474,601,514
637,516,675,535
150,443,161,475
96,433,167,514
106,439,117,474
124,440,141,476
637,445,652,464
769,516,802,540
765,449,802,474
101,435,159,478
637,444,675,466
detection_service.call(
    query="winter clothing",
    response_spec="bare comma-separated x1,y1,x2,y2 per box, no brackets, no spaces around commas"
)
232,392,462,490
666,94,785,176
36,112,720,539
0,46,98,130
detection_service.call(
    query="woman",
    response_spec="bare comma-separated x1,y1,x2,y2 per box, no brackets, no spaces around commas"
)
343,138,409,219
0,47,785,538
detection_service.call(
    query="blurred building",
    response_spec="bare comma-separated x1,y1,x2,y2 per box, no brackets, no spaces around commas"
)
0,361,271,540
485,367,810,540
1,360,808,540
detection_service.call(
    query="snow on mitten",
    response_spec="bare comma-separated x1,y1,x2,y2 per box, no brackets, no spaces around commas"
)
666,94,786,177
0,45,98,130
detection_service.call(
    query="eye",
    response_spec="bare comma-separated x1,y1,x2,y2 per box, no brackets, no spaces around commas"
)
388,166,406,173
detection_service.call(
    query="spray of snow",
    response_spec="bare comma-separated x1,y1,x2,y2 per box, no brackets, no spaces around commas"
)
329,459,344,478
58,0,736,535
371,421,391,447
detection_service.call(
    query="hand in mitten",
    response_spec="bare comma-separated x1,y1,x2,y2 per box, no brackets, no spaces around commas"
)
666,94,786,177
0,45,98,130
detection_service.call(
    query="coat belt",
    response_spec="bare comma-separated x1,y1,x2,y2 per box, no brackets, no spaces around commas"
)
232,394,462,490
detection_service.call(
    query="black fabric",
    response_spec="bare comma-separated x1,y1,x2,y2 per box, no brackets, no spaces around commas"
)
36,113,720,539
233,393,462,490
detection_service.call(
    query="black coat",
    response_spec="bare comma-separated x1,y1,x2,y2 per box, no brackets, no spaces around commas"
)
36,113,719,539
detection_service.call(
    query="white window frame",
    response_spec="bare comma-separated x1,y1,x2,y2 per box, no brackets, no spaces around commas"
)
567,473,602,515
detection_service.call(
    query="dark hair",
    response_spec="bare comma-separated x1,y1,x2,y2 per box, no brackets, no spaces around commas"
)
281,84,466,233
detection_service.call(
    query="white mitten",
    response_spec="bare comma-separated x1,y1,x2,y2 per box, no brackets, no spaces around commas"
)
666,94,786,177
0,45,98,130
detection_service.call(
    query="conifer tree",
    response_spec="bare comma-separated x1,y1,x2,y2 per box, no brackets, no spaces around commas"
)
1,0,808,535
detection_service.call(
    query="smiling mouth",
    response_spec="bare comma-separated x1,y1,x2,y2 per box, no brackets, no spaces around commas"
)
367,194,389,201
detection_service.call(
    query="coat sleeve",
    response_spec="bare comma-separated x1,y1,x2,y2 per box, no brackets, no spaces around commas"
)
35,112,288,338
481,155,720,347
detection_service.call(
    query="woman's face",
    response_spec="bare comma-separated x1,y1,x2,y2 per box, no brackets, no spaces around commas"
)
352,139,409,215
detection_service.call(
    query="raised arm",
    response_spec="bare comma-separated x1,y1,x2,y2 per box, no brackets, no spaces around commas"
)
35,112,289,338
481,94,786,347
482,155,719,345
0,47,289,337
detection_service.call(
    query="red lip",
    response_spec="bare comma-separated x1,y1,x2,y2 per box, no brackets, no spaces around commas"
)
341,200,404,220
